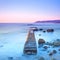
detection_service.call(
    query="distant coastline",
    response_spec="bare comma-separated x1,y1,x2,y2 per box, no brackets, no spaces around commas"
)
35,20,60,23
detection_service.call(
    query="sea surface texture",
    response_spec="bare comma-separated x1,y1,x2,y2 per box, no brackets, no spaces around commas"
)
0,23,60,60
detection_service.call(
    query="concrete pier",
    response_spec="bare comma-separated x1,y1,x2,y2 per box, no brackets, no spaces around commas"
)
23,29,37,55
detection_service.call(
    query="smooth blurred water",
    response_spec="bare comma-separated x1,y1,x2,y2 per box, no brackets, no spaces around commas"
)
0,23,60,60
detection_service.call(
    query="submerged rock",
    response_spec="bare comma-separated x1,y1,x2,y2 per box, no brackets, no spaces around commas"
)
58,49,60,51
8,57,13,60
43,46,48,49
49,50,57,56
53,50,57,54
53,39,60,46
39,34,41,36
38,57,45,60
0,45,3,47
45,42,53,46
51,58,56,60
49,52,53,56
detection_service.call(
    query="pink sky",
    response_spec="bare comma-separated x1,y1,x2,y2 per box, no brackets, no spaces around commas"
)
0,11,59,23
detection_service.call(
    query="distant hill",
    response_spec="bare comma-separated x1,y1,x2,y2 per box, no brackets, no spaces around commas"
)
35,20,60,23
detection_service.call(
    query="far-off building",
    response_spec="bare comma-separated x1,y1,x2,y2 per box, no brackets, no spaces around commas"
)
23,29,37,55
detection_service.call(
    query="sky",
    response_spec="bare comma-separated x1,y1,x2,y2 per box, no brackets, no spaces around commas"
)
0,0,60,23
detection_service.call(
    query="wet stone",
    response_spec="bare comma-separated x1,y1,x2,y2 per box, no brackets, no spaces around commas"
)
8,57,13,60
53,50,57,54
49,52,53,56
58,48,60,51
38,57,45,60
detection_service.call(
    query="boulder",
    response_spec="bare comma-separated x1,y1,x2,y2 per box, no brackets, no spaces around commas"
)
38,39,45,45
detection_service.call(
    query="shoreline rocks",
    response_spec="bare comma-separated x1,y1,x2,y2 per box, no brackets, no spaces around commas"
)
53,39,60,46
47,29,54,32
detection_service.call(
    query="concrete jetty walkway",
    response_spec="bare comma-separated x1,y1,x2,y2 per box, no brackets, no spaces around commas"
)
23,29,37,55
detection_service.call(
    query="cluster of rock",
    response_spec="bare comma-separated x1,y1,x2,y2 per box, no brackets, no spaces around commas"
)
53,39,60,46
30,27,54,33
38,38,60,53
49,50,57,56
47,29,54,32
44,39,60,47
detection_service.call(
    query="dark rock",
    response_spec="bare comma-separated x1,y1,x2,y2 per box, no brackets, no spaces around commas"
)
49,52,53,56
38,39,45,45
8,57,13,60
43,31,46,33
33,28,38,31
43,46,48,49
53,50,57,54
47,29,54,32
49,50,57,56
30,27,38,31
39,28,43,31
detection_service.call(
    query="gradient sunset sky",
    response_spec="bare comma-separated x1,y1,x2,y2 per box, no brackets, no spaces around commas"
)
0,0,60,23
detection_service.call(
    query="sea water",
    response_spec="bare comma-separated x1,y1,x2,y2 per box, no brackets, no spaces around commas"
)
0,23,60,60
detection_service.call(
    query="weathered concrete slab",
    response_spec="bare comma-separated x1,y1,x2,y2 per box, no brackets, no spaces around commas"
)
23,29,37,55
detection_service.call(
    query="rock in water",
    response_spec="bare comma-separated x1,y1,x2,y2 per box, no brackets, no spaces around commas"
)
38,39,45,45
47,29,54,32
53,39,60,46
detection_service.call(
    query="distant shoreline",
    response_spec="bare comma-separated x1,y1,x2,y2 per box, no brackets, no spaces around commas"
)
35,20,60,23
